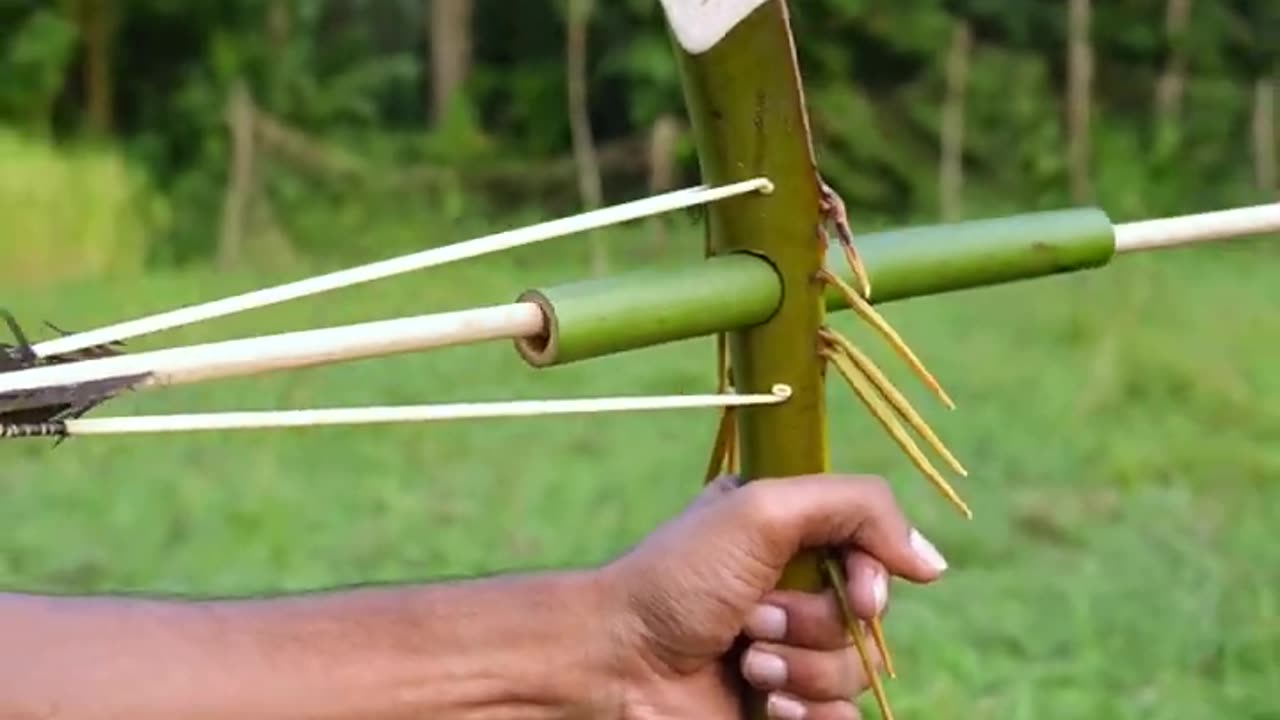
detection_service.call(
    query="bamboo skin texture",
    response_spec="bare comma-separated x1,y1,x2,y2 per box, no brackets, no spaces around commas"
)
516,208,1118,369
673,4,925,717
671,3,841,717
672,3,972,717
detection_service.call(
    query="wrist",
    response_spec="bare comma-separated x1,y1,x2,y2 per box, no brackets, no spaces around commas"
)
585,562,679,720
408,568,632,720
533,568,632,720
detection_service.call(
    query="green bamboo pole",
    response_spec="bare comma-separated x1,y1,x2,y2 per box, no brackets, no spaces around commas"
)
515,208,1115,367
669,4,830,717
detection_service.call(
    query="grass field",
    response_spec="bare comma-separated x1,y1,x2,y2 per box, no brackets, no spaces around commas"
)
1,219,1278,719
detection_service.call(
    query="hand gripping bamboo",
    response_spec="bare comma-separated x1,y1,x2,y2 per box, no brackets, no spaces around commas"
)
670,4,873,718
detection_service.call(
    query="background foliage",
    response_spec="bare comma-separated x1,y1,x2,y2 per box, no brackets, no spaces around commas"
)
1,0,1276,273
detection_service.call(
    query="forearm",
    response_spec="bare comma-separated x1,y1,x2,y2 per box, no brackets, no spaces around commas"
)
0,571,621,720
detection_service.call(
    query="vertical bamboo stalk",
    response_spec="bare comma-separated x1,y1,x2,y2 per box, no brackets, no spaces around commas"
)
669,3,829,717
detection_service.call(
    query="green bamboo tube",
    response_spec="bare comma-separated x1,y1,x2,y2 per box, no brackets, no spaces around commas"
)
671,6,831,718
515,208,1115,367
513,253,781,367
831,207,1115,307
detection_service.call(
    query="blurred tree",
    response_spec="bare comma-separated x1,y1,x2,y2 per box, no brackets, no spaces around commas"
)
66,0,118,135
562,0,607,275
0,0,1272,264
1155,0,1193,128
428,0,474,127
1066,0,1093,203
939,13,973,221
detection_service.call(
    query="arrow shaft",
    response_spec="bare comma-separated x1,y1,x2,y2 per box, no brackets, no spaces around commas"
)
1,303,546,401
1114,202,1280,253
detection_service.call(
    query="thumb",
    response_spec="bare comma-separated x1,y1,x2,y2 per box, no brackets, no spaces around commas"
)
737,474,949,584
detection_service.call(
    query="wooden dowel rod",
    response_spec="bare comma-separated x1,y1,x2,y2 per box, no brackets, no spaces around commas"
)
1115,202,1280,253
1,303,546,397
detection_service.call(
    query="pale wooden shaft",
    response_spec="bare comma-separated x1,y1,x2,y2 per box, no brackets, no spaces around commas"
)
1115,203,1280,253
2,304,546,396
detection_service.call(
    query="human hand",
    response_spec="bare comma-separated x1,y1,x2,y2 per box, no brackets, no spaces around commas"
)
596,473,949,720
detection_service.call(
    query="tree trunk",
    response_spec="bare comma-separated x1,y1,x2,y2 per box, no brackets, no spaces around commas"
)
428,0,474,126
76,0,116,136
219,83,256,269
267,0,290,52
940,18,972,222
1254,75,1277,197
266,0,292,109
1155,0,1193,126
1067,0,1093,203
566,0,607,275
647,113,682,249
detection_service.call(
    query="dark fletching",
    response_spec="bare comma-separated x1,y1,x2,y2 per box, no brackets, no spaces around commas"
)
0,374,150,424
1,420,68,440
0,310,139,428
0,310,36,366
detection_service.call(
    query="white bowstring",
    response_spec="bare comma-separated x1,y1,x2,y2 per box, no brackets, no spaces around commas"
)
45,384,793,437
32,178,774,359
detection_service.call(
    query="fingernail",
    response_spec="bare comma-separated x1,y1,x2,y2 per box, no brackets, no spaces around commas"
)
767,693,807,720
871,570,889,614
743,649,788,688
910,528,949,572
746,604,787,640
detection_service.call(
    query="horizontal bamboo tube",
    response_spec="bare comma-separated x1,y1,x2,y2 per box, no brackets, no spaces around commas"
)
518,207,1117,367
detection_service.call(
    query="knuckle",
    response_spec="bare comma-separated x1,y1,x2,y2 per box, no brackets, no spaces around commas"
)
792,649,858,701
782,593,848,651
815,595,854,648
733,481,780,528
853,475,894,507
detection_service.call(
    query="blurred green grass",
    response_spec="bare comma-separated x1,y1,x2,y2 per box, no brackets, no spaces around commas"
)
1,221,1278,719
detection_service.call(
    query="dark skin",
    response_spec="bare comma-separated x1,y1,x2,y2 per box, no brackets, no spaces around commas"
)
0,473,947,720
